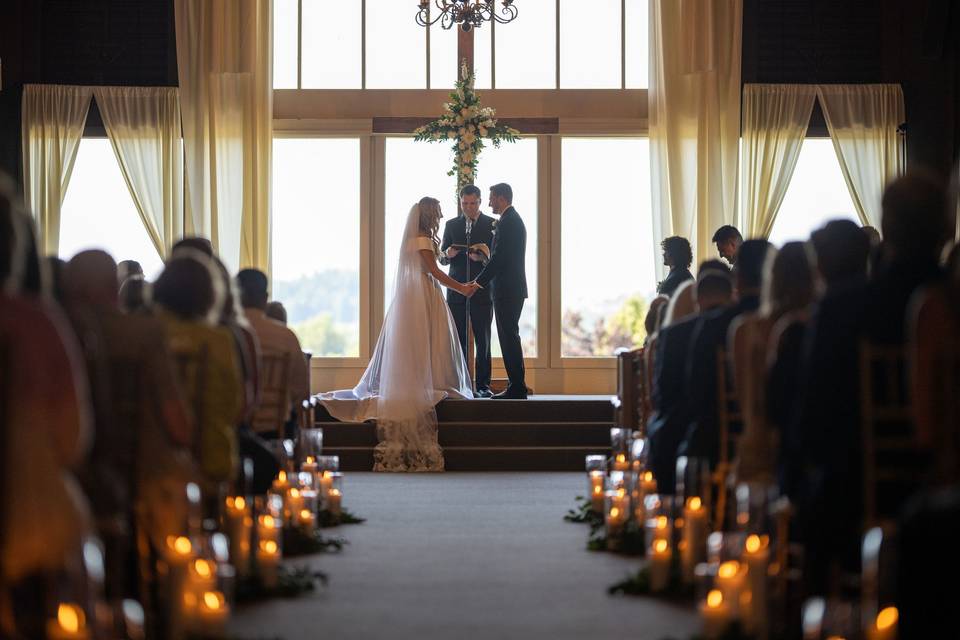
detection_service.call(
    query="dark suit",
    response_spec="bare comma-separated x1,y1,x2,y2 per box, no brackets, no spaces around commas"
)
657,267,694,297
440,213,495,390
476,206,528,394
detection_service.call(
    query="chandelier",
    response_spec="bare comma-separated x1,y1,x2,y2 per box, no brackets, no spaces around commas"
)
416,1,518,32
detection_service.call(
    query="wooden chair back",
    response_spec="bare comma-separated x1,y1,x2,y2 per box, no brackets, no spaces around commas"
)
714,346,743,530
251,351,292,439
614,348,644,434
171,344,210,464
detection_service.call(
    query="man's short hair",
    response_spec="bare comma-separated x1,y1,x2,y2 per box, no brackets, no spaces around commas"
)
697,259,730,275
811,219,870,284
266,301,288,324
236,268,269,310
697,270,734,301
172,236,214,257
661,236,693,269
712,225,743,245
735,239,772,290
154,256,215,320
489,183,513,204
459,184,482,199
881,171,949,260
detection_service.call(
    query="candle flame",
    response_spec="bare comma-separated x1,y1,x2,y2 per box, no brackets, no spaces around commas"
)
290,488,301,498
718,560,739,578
235,496,246,510
707,590,723,608
745,534,762,553
261,515,275,528
306,456,316,464
330,489,342,497
687,496,702,510
656,515,668,529
167,535,192,555
278,470,287,483
57,603,84,633
616,487,626,497
609,507,620,518
643,471,654,482
261,539,278,554
876,607,898,631
654,538,668,553
616,454,626,463
593,485,602,495
300,509,312,519
323,470,333,479
193,558,213,578
203,591,224,610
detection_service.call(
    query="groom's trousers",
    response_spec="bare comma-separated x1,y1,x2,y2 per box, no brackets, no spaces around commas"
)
450,301,493,391
494,297,526,391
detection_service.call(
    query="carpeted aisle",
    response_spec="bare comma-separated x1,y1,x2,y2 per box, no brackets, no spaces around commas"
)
228,473,699,640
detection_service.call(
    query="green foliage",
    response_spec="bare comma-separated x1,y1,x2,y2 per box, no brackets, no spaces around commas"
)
563,495,603,526
318,507,366,528
235,565,328,604
282,527,348,556
273,268,359,356
291,313,354,357
562,294,649,357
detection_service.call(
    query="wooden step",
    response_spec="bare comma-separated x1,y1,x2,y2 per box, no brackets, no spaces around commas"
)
326,446,612,472
316,421,613,448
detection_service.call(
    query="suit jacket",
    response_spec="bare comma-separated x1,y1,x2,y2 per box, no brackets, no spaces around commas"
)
657,267,694,297
475,206,528,301
440,213,495,306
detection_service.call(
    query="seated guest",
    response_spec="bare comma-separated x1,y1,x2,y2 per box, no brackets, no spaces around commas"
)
45,256,67,302
266,300,288,324
641,294,670,419
862,225,882,248
236,269,310,435
172,236,214,257
712,225,743,266
0,182,92,628
730,242,815,484
657,236,694,296
643,295,669,345
680,240,771,467
117,259,143,285
119,274,151,314
153,254,242,485
647,270,733,493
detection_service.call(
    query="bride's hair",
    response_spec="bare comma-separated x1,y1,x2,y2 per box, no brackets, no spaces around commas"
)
417,196,442,258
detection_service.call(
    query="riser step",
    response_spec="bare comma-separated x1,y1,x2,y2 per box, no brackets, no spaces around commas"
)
326,446,613,472
313,397,615,424
318,422,615,448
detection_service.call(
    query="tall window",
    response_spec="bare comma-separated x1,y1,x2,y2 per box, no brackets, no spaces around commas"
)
767,138,859,246
272,138,362,357
561,138,654,357
59,138,163,277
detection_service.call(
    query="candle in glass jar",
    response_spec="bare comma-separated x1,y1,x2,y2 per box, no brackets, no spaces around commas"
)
327,488,343,516
716,560,747,618
319,470,334,495
682,496,709,580
195,591,229,637
225,497,251,576
866,607,898,640
613,452,630,471
273,470,290,492
299,508,316,533
46,603,90,640
588,471,605,512
187,557,217,602
257,539,281,589
648,538,672,592
301,456,318,476
640,470,657,496
286,487,304,519
743,534,770,635
700,589,731,639
257,514,282,544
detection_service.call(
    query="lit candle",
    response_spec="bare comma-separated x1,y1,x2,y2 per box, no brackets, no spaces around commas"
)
195,590,229,637
613,452,630,471
299,508,316,534
866,607,898,640
46,603,90,640
257,539,281,589
187,557,218,611
327,488,343,517
605,491,629,538
716,560,747,619
319,470,334,496
257,514,282,544
640,470,657,497
700,589,731,639
301,455,318,476
588,471,605,512
164,535,193,637
681,496,709,581
742,534,770,636
225,496,251,576
286,487,304,520
648,538,672,592
273,470,290,492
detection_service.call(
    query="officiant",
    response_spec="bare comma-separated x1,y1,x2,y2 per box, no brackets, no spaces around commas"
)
440,184,495,398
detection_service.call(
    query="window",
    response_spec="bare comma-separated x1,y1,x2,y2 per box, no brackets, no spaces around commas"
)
302,0,362,88
624,0,649,89
365,0,426,89
59,138,163,277
766,138,859,246
561,138,655,357
272,138,362,357
495,3,556,89
560,0,620,88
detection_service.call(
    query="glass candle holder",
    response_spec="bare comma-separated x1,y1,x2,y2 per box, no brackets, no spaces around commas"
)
644,494,673,550
609,428,631,470
696,564,731,640
681,495,711,582
604,490,630,550
647,535,673,593
223,496,251,578
317,455,340,472
630,435,647,468
742,533,772,637
735,481,776,533
324,472,344,516
298,427,324,462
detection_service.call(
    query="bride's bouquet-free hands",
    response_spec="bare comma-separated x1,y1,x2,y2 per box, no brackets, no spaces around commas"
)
461,281,482,298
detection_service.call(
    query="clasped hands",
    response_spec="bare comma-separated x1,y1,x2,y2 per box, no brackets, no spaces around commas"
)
461,281,483,298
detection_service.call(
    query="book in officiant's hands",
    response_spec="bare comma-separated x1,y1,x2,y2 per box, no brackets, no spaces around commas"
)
450,243,491,261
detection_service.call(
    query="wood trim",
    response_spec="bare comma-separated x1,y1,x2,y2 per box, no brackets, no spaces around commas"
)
372,116,559,134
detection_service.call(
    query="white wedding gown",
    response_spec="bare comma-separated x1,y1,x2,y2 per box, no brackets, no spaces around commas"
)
316,204,473,472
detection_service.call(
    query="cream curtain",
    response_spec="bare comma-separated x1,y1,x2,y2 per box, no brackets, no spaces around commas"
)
21,85,94,254
649,0,743,275
93,87,184,258
817,84,905,228
741,84,817,238
175,0,273,272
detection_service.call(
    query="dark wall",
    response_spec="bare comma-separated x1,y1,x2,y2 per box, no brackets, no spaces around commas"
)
743,0,960,178
0,0,177,182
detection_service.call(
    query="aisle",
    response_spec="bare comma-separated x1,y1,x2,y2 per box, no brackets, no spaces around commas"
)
228,473,699,639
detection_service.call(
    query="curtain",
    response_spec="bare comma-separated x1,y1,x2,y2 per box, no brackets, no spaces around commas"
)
649,0,743,276
741,84,817,238
175,0,273,272
93,87,184,259
817,84,905,228
21,85,94,254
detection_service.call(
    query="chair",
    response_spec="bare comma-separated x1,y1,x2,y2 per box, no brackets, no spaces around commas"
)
171,344,210,464
251,351,292,439
713,347,743,530
614,348,644,434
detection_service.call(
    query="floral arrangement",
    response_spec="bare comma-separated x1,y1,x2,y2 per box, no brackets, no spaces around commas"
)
413,60,520,195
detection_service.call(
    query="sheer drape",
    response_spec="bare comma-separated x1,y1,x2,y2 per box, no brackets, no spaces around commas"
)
741,84,817,238
93,87,184,258
175,0,273,272
21,85,93,254
649,0,742,275
817,84,905,228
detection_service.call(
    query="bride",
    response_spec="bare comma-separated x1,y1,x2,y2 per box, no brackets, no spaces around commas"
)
317,197,476,472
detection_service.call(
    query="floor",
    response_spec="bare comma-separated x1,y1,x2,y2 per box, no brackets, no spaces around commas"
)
228,473,699,640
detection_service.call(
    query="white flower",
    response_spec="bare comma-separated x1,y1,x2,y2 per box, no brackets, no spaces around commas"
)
446,131,454,139
478,126,488,137
457,127,466,137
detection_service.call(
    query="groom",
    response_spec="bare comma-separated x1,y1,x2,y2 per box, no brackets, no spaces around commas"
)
440,184,496,398
467,183,528,399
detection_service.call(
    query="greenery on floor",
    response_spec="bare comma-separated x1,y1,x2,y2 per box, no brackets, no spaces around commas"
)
283,527,348,556
236,565,328,604
318,507,366,527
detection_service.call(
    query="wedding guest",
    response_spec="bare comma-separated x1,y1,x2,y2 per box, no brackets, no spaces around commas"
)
680,240,770,467
266,301,288,324
45,256,67,302
647,270,733,493
236,269,310,435
119,274,151,314
657,236,694,297
729,242,815,483
644,295,669,344
153,254,242,484
117,259,143,285
642,294,671,421
862,225,882,248
712,225,743,265
172,236,214,257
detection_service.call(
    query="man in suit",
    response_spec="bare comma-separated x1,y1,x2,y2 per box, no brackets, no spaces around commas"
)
440,184,496,398
468,182,528,399
712,225,743,266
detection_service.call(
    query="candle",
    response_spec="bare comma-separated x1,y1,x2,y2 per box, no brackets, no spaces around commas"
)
187,557,218,613
640,470,657,497
716,560,747,619
257,539,281,589
257,514,282,544
327,488,343,517
700,589,731,639
299,508,316,533
588,471,605,512
46,603,90,640
273,470,289,492
286,487,304,520
301,457,318,476
613,452,630,471
648,538,672,592
866,607,898,640
225,497,251,576
743,534,770,636
195,590,229,638
682,496,709,581
164,536,193,637
319,470,334,496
